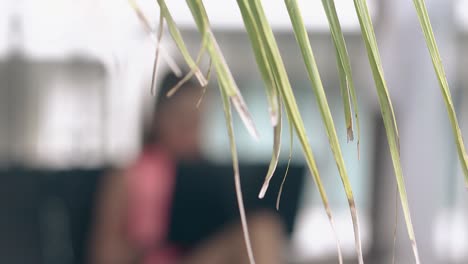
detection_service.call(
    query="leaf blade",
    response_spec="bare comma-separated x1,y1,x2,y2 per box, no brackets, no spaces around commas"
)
284,1,363,262
157,0,207,86
236,1,283,197
150,12,165,96
128,0,182,77
185,0,259,140
277,115,294,210
259,98,282,199
321,0,361,151
353,0,420,262
412,0,468,187
237,0,343,262
219,81,256,264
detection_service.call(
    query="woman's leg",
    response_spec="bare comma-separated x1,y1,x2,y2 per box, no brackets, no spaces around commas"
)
181,211,285,264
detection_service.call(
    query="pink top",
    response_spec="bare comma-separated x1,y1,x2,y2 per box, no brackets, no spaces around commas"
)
125,146,180,264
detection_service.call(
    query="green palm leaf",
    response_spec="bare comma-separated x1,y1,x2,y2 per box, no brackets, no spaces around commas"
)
137,1,464,263
353,0,420,263
128,0,182,77
237,0,344,262
277,115,294,210
157,0,207,86
284,1,363,263
412,0,468,187
321,0,361,154
219,80,256,264
259,98,282,199
183,0,259,140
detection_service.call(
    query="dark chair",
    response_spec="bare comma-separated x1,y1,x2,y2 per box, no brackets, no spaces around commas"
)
0,167,106,264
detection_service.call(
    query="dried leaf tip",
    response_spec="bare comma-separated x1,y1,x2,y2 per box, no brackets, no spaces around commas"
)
231,95,260,140
269,108,279,127
347,126,354,142
411,239,421,264
258,183,269,199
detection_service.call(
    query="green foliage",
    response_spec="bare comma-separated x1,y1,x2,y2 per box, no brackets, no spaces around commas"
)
352,0,420,262
129,0,468,263
412,0,468,187
284,0,362,262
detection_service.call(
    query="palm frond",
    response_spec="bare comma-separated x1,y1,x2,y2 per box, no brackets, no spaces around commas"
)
277,116,294,210
136,1,467,263
259,98,282,199
321,0,361,154
185,0,259,140
353,0,420,262
157,0,207,86
412,0,468,187
237,0,344,262
219,80,256,264
128,0,182,76
284,1,363,262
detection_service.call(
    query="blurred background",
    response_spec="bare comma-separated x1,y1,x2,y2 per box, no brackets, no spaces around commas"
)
0,0,467,263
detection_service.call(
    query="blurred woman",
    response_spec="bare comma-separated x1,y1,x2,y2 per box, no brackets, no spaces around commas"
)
89,72,284,264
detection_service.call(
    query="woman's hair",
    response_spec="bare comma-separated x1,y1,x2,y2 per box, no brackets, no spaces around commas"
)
142,71,198,146
154,71,197,113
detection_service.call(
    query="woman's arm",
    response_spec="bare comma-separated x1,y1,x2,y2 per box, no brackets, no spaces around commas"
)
88,172,140,264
